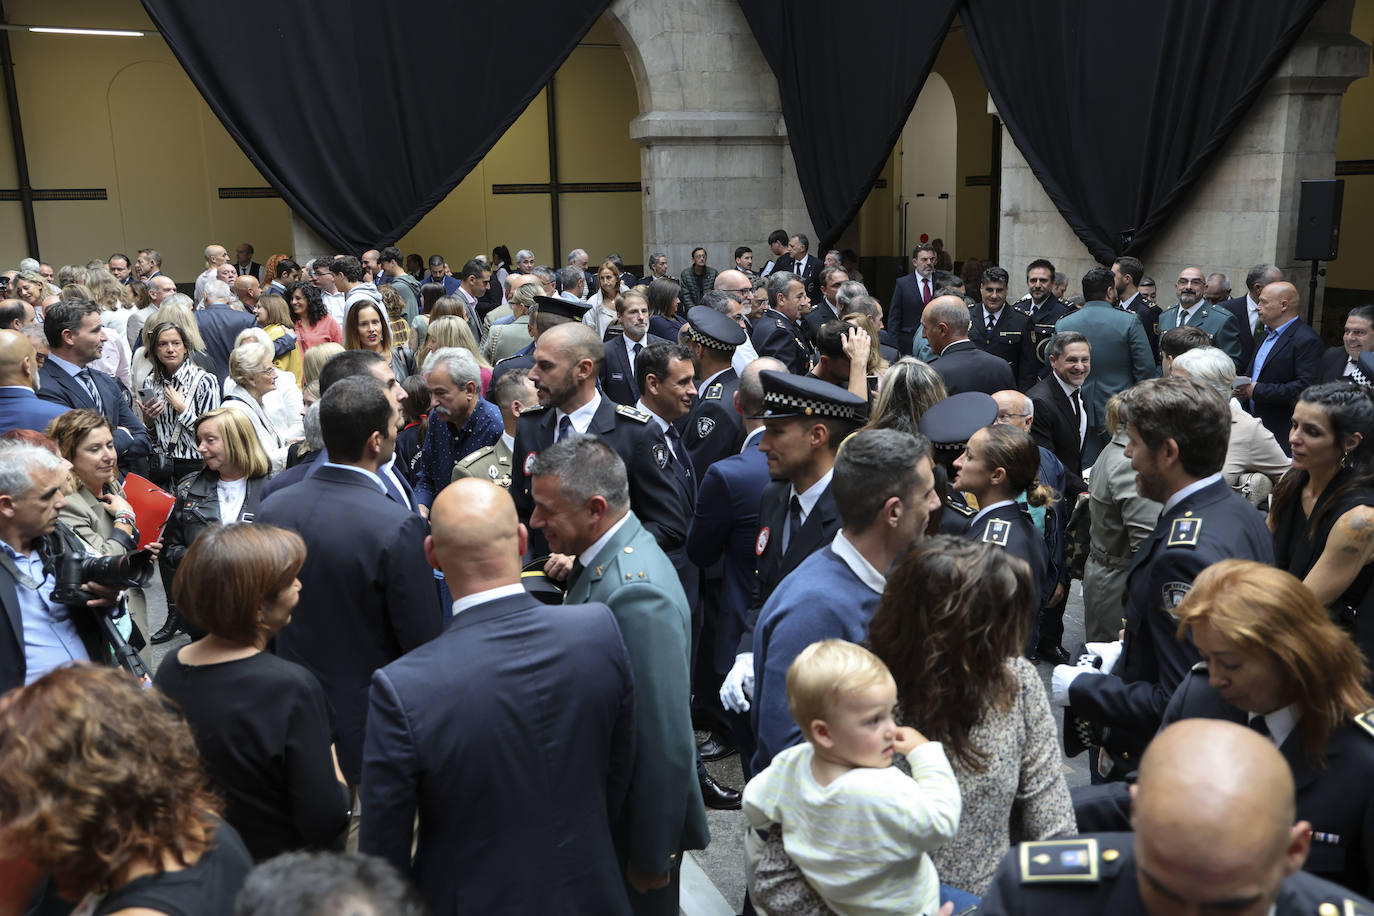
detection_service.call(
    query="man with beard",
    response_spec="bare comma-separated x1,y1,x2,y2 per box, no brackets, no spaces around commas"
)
1155,266,1242,371
599,288,666,406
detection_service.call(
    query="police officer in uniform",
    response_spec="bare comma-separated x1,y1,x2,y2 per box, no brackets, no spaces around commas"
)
681,305,746,472
509,322,687,560
1016,258,1071,380
969,265,1039,390
750,270,815,375
979,719,1374,915
917,391,998,536
489,295,585,389
1051,378,1273,778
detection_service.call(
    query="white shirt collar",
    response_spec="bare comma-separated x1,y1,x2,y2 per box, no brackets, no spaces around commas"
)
46,353,86,378
500,431,515,453
700,367,730,390
556,391,601,436
451,582,526,619
623,332,646,360
578,512,632,569
1246,293,1260,318
969,498,1016,529
1053,372,1080,398
634,399,670,433
1162,473,1223,515
1252,704,1301,750
790,468,833,524
741,426,765,453
321,461,388,493
829,531,886,594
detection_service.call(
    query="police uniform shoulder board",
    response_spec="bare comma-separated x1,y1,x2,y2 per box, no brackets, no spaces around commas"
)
1354,708,1374,741
1190,660,1208,673
982,518,1011,547
703,382,724,400
460,444,494,466
520,402,549,415
1320,899,1374,916
1018,838,1103,883
615,404,651,423
948,500,976,518
1167,512,1202,548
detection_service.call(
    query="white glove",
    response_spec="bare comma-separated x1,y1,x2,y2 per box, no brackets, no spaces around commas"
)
1085,640,1124,675
720,653,754,713
1051,663,1104,706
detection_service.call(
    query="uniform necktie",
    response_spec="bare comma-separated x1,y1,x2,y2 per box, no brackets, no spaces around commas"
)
921,277,931,304
1180,308,1193,327
77,369,102,412
666,426,694,497
1248,715,1271,740
569,558,585,585
557,415,573,442
986,313,997,332
1351,360,1372,388
782,495,803,554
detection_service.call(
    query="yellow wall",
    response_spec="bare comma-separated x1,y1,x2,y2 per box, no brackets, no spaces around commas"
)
1331,0,1374,289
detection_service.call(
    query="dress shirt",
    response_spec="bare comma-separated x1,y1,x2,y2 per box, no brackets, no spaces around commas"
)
1251,315,1299,383
500,431,515,454
981,305,1003,328
450,582,526,619
623,333,647,374
1246,294,1261,332
577,512,632,570
1054,372,1088,446
1161,473,1224,515
321,461,388,494
2,540,89,683
555,392,602,437
1178,305,1196,326
917,273,933,302
789,468,834,529
1249,703,1300,750
46,353,89,384
216,476,247,523
829,531,886,593
381,455,413,510
635,400,671,434
968,498,1016,530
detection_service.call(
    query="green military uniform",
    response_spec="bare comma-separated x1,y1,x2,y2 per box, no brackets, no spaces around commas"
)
484,314,532,364
451,437,513,488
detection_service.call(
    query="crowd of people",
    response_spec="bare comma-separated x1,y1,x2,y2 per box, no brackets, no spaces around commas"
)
0,232,1371,916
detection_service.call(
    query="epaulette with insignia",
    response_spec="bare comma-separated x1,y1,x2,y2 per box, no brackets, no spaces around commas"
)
1018,838,1102,883
458,445,494,465
1191,660,1208,672
1340,896,1374,915
948,500,976,517
775,319,786,330
615,404,651,423
703,382,724,400
1167,513,1202,548
520,403,549,414
1354,708,1374,741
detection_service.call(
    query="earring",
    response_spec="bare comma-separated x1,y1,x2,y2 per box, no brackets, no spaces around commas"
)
1342,450,1353,468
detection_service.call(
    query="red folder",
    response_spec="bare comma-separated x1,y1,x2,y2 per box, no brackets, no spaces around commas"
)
120,473,177,548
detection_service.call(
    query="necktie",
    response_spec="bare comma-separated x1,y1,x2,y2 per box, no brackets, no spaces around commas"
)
1248,715,1271,740
921,278,931,304
557,415,573,442
632,341,643,359
1070,388,1084,447
782,495,803,554
986,313,996,332
1180,308,1192,327
666,426,694,496
1352,360,1372,388
569,558,585,585
77,369,103,412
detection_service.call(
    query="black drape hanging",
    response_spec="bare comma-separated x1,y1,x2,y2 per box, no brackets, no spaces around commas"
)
961,0,1324,264
141,0,611,253
735,0,961,251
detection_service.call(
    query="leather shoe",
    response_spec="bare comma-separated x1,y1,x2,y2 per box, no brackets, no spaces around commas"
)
1037,644,1072,665
699,771,742,810
150,609,187,645
697,733,738,762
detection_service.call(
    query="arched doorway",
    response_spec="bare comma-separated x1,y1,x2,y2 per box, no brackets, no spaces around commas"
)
898,72,958,260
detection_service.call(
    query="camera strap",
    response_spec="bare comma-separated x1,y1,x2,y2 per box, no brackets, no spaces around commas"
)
0,540,48,591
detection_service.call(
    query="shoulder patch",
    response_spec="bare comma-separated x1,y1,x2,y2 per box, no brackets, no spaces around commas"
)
1161,581,1191,619
696,416,717,439
1354,709,1374,741
1167,515,1202,548
615,404,651,423
703,382,724,400
1018,837,1101,883
982,518,1011,547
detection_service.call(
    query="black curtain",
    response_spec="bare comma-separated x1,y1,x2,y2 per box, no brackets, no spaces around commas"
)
735,0,961,251
141,0,611,253
961,0,1324,264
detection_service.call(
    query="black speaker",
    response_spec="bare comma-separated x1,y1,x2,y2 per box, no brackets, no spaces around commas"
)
1295,179,1344,261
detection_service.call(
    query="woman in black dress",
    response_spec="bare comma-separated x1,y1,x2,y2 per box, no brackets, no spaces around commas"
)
155,522,350,862
1269,381,1374,664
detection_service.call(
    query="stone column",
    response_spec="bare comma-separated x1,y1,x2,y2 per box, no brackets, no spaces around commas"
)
290,212,335,267
607,0,813,273
996,0,1367,329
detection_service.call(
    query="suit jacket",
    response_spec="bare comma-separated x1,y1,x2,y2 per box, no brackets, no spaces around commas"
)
599,333,667,406
687,430,768,672
930,338,1015,396
360,593,636,915
1121,292,1162,362
260,448,416,511
1027,373,1090,489
801,298,840,344
257,465,444,783
561,513,710,879
1157,301,1243,370
1220,295,1259,374
889,271,935,356
37,360,151,472
1249,318,1325,455
195,302,258,383
772,254,820,302
682,368,744,472
1053,301,1156,465
969,305,1039,390
1019,295,1072,380
1318,346,1374,386
0,386,68,435
751,309,814,375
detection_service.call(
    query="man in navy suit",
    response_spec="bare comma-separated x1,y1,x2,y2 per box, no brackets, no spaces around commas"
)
425,255,462,296
0,331,67,435
195,279,258,384
781,233,820,303
1234,281,1324,456
600,290,666,406
888,242,938,355
258,376,443,786
1219,263,1284,376
36,299,150,475
923,296,1016,396
360,478,635,915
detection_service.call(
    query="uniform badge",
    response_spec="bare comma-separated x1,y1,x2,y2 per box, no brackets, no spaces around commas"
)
756,527,770,556
982,518,1011,547
697,417,716,438
1161,581,1191,619
652,443,669,468
1167,515,1202,547
1018,838,1101,883
1036,336,1053,365
523,452,537,475
704,383,724,400
488,465,499,480
498,474,511,488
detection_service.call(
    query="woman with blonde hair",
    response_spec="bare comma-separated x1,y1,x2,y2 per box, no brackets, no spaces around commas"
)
254,292,304,384
302,341,343,395
224,340,289,473
419,315,491,393
865,358,946,434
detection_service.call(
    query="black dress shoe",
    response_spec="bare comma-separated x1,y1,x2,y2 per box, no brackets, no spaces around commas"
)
697,733,738,761
1037,644,1072,665
699,771,742,810
150,609,187,645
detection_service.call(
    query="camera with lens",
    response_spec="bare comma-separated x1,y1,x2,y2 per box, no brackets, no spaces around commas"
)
50,548,156,607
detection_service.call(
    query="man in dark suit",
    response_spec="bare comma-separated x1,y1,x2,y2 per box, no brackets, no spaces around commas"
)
1018,258,1071,379
1318,304,1374,385
37,300,150,475
195,279,258,384
922,296,1016,396
1027,330,1093,488
233,242,264,282
1112,255,1162,361
801,265,848,343
1219,263,1284,376
510,322,687,560
600,290,666,406
969,265,1038,390
781,233,820,303
888,242,938,356
532,435,709,916
1235,281,1324,456
360,479,635,916
681,305,746,471
750,270,814,375
257,376,444,786
0,331,67,435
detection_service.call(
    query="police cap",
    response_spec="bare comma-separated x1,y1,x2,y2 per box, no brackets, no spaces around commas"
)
533,295,591,321
918,391,997,450
751,370,866,423
686,305,747,350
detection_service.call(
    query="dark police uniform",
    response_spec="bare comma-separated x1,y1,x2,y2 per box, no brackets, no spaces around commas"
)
919,391,999,538
1067,477,1274,772
969,303,1039,390
930,338,1016,397
978,834,1374,915
970,501,1048,651
489,294,588,392
750,307,814,375
681,306,746,471
1017,294,1071,379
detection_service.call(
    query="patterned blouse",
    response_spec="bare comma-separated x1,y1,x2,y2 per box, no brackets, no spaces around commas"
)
148,359,220,460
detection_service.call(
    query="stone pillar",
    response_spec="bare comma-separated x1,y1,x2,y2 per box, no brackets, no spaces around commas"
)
290,212,335,267
607,0,813,273
996,0,1367,330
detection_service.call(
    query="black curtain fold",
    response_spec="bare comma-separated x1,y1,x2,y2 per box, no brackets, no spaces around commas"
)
141,0,611,253
735,0,961,251
960,0,1324,264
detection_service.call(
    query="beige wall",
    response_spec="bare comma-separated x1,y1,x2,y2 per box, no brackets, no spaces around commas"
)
1330,0,1374,289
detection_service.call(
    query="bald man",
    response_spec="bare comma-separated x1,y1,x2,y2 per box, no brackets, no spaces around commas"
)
231,275,261,312
0,330,67,435
979,719,1374,914
194,243,229,305
360,479,636,915
1235,280,1323,455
